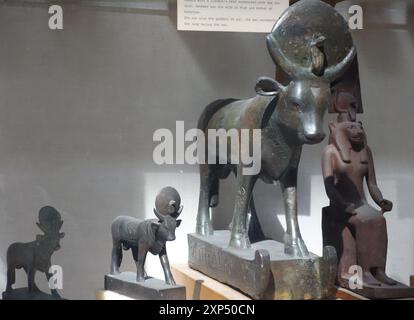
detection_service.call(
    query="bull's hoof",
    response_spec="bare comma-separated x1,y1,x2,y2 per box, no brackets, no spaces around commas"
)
209,195,219,207
229,232,251,249
165,279,176,286
110,267,120,275
196,222,213,236
284,235,309,257
51,292,62,300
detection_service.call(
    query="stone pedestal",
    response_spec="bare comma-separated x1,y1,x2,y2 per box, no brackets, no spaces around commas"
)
188,231,337,300
104,272,186,300
2,288,63,300
352,282,414,300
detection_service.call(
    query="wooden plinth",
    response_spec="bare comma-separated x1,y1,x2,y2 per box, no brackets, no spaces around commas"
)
171,264,250,300
172,265,414,301
96,290,134,300
336,288,368,300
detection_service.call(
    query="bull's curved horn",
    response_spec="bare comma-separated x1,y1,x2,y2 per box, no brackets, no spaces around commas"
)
153,208,165,221
176,205,183,217
266,33,310,79
324,46,357,82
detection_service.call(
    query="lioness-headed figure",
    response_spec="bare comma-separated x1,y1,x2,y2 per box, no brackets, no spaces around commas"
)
321,121,396,288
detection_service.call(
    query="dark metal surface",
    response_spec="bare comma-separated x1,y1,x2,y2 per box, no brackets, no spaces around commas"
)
270,0,354,77
3,206,65,299
196,0,356,257
188,232,337,300
110,187,182,285
155,186,182,217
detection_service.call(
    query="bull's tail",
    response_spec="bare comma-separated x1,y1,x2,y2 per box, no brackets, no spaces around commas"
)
197,98,238,132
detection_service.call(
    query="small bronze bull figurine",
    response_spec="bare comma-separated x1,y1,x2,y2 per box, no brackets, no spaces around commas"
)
110,187,182,285
5,206,65,298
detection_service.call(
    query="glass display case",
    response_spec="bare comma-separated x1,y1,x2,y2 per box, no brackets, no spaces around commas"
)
0,0,413,302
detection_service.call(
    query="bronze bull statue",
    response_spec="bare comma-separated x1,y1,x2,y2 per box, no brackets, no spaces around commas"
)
5,206,65,298
110,187,182,285
196,0,356,257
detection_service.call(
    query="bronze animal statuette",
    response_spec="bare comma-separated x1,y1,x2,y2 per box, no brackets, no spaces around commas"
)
4,206,65,299
196,0,356,256
110,187,182,285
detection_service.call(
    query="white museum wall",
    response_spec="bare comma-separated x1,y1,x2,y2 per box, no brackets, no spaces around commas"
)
0,1,413,299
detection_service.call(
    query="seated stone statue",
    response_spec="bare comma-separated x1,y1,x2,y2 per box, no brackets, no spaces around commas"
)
321,120,395,288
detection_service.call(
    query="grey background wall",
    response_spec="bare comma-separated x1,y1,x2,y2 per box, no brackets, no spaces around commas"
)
0,0,413,299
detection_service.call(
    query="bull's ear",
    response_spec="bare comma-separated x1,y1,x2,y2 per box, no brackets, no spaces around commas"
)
176,219,182,228
255,77,281,96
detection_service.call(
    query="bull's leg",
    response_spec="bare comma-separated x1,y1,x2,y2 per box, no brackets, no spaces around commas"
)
159,246,175,285
247,196,266,243
27,268,36,293
6,267,15,292
135,243,148,282
229,167,257,249
23,266,39,291
110,240,122,275
280,167,309,257
131,246,148,278
196,164,215,236
25,265,39,292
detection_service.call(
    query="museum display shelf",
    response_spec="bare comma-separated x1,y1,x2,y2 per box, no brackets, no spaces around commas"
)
96,290,134,300
171,264,250,300
172,265,414,301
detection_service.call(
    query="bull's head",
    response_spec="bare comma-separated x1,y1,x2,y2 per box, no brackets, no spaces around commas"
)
36,230,65,251
153,201,183,241
256,34,356,145
36,220,65,251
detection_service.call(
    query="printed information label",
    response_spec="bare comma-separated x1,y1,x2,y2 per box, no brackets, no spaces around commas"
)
177,0,289,33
